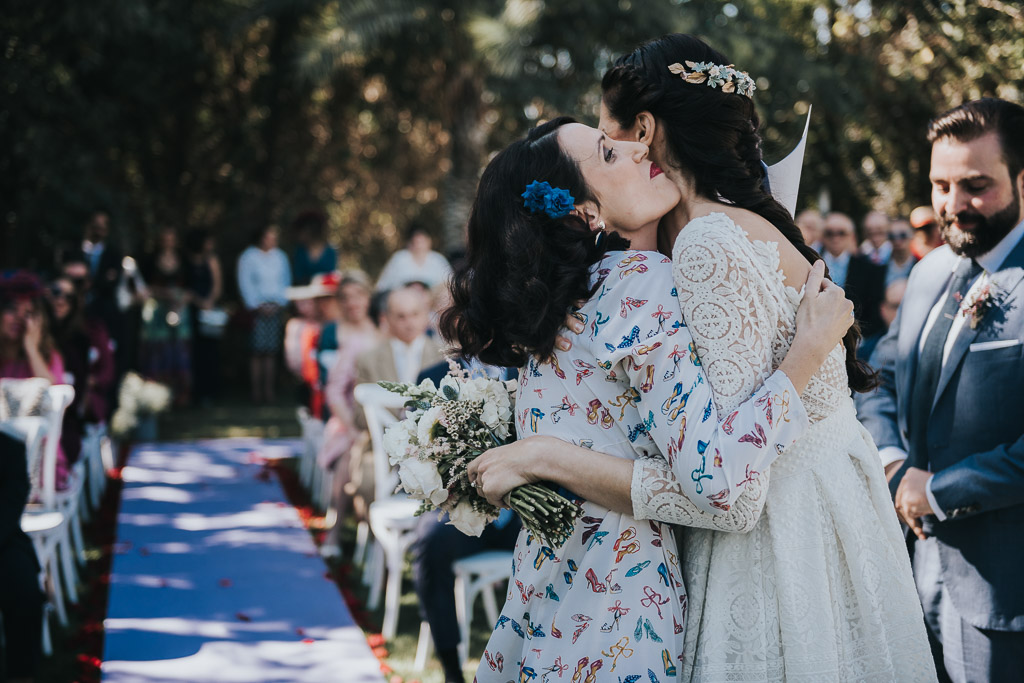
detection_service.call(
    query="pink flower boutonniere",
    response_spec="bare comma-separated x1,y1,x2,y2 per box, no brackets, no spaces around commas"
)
955,282,1001,329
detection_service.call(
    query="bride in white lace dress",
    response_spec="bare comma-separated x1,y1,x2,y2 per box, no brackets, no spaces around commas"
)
598,35,935,681
476,35,936,681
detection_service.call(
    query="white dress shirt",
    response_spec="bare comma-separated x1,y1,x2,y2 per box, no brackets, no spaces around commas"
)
375,249,453,292
879,218,1024,519
237,246,292,309
823,250,851,288
390,336,427,385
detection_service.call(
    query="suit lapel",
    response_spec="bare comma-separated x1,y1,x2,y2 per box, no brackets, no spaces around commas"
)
933,238,1024,406
896,248,957,409
381,344,399,383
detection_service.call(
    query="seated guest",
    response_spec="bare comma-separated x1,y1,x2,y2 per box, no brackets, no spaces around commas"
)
284,272,339,417
822,212,887,339
317,271,380,556
375,223,453,293
348,285,444,518
0,432,46,682
859,278,907,362
47,276,116,464
885,219,918,286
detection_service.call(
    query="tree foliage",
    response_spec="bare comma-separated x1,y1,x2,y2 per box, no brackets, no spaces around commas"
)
2,0,1021,276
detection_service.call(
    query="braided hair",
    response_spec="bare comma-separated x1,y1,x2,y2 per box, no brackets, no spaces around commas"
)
602,34,876,392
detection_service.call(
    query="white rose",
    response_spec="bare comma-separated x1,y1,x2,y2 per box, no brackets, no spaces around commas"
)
460,377,489,403
447,500,489,537
399,457,448,506
417,405,445,445
416,377,437,394
383,419,417,465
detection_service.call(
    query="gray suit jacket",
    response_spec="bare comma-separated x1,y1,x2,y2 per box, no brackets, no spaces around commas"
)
353,335,445,429
857,240,1024,631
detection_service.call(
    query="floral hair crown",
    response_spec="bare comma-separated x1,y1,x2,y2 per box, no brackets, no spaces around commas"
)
521,180,575,219
668,61,756,98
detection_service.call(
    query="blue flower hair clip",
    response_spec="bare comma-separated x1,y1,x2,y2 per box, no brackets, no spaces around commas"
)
522,180,575,219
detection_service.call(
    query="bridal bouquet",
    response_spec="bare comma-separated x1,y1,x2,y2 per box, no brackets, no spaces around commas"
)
380,371,580,547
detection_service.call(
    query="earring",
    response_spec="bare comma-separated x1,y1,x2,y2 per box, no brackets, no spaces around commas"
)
597,220,606,231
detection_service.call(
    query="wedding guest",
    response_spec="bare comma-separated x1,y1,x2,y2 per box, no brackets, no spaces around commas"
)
0,275,63,386
375,223,452,292
0,432,45,683
858,98,1024,681
238,225,291,404
823,211,887,338
283,272,339,417
1,277,70,488
795,208,824,253
909,204,945,259
184,229,223,405
139,227,192,406
885,219,919,285
290,209,337,287
858,278,907,362
317,271,379,557
349,285,443,516
79,209,124,346
47,276,116,462
860,210,893,265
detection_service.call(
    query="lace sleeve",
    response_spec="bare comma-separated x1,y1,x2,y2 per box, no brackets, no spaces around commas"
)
631,454,768,532
593,250,808,517
672,213,784,413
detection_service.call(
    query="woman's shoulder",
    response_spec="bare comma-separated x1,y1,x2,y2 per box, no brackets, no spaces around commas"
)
594,250,672,285
583,251,683,351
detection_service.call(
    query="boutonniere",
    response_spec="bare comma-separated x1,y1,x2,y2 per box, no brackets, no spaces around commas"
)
955,281,1001,329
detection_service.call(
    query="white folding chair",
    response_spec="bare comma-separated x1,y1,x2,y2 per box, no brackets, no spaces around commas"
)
353,382,420,640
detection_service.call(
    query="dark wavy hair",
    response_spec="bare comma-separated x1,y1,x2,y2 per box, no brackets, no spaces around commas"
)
601,33,876,392
439,117,629,367
927,98,1024,179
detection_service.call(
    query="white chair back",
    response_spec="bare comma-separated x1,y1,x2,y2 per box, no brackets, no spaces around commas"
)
353,383,408,502
37,385,75,509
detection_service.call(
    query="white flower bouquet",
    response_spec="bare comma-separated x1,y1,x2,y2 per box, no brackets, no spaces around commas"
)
380,371,580,547
110,371,172,438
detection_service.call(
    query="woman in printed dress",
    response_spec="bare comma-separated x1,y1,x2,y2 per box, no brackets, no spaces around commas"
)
441,117,854,683
472,36,936,682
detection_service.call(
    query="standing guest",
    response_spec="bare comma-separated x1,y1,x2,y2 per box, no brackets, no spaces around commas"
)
795,207,824,253
318,271,379,556
886,219,919,285
861,209,893,265
910,204,945,259
139,227,192,406
80,209,123,338
823,211,887,338
290,209,337,287
47,276,116,462
858,98,1024,681
238,225,291,404
0,432,46,683
183,229,223,405
375,223,452,292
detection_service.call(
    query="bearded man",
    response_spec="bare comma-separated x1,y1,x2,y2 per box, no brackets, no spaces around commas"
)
858,98,1024,682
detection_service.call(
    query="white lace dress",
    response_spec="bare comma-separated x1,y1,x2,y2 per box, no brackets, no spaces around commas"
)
631,213,936,681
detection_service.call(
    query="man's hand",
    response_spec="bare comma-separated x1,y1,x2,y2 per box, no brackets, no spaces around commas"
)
894,466,934,541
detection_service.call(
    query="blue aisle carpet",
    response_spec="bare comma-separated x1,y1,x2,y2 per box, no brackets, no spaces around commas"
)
102,439,383,683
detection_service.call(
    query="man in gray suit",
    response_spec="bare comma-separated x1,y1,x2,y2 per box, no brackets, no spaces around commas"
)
858,98,1024,682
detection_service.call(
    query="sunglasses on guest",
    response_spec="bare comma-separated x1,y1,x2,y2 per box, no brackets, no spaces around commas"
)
823,230,851,239
888,231,911,241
